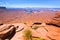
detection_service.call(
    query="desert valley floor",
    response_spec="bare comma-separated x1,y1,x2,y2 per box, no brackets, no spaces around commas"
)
0,9,60,40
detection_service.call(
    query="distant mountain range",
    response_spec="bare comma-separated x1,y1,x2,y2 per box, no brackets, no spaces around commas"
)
0,7,60,11
0,7,6,9
7,8,60,11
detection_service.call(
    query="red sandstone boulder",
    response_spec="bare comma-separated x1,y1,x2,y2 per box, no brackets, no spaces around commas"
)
0,24,16,39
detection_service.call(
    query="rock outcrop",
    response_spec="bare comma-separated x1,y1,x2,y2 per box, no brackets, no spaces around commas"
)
47,11,60,27
0,23,60,40
0,24,16,40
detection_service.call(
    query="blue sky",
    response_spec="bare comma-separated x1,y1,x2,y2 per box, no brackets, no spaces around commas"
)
0,0,60,8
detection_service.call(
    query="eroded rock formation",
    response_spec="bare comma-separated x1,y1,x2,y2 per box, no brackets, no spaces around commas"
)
0,23,60,40
0,24,16,40
47,11,60,27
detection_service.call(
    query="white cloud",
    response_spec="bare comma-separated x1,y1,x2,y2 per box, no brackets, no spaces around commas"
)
0,2,8,6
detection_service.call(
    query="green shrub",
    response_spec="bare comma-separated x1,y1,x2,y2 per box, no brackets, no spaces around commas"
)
24,29,32,40
32,37,44,40
32,25,40,30
39,37,44,40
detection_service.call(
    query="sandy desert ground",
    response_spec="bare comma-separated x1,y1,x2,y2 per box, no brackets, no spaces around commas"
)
0,9,60,40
